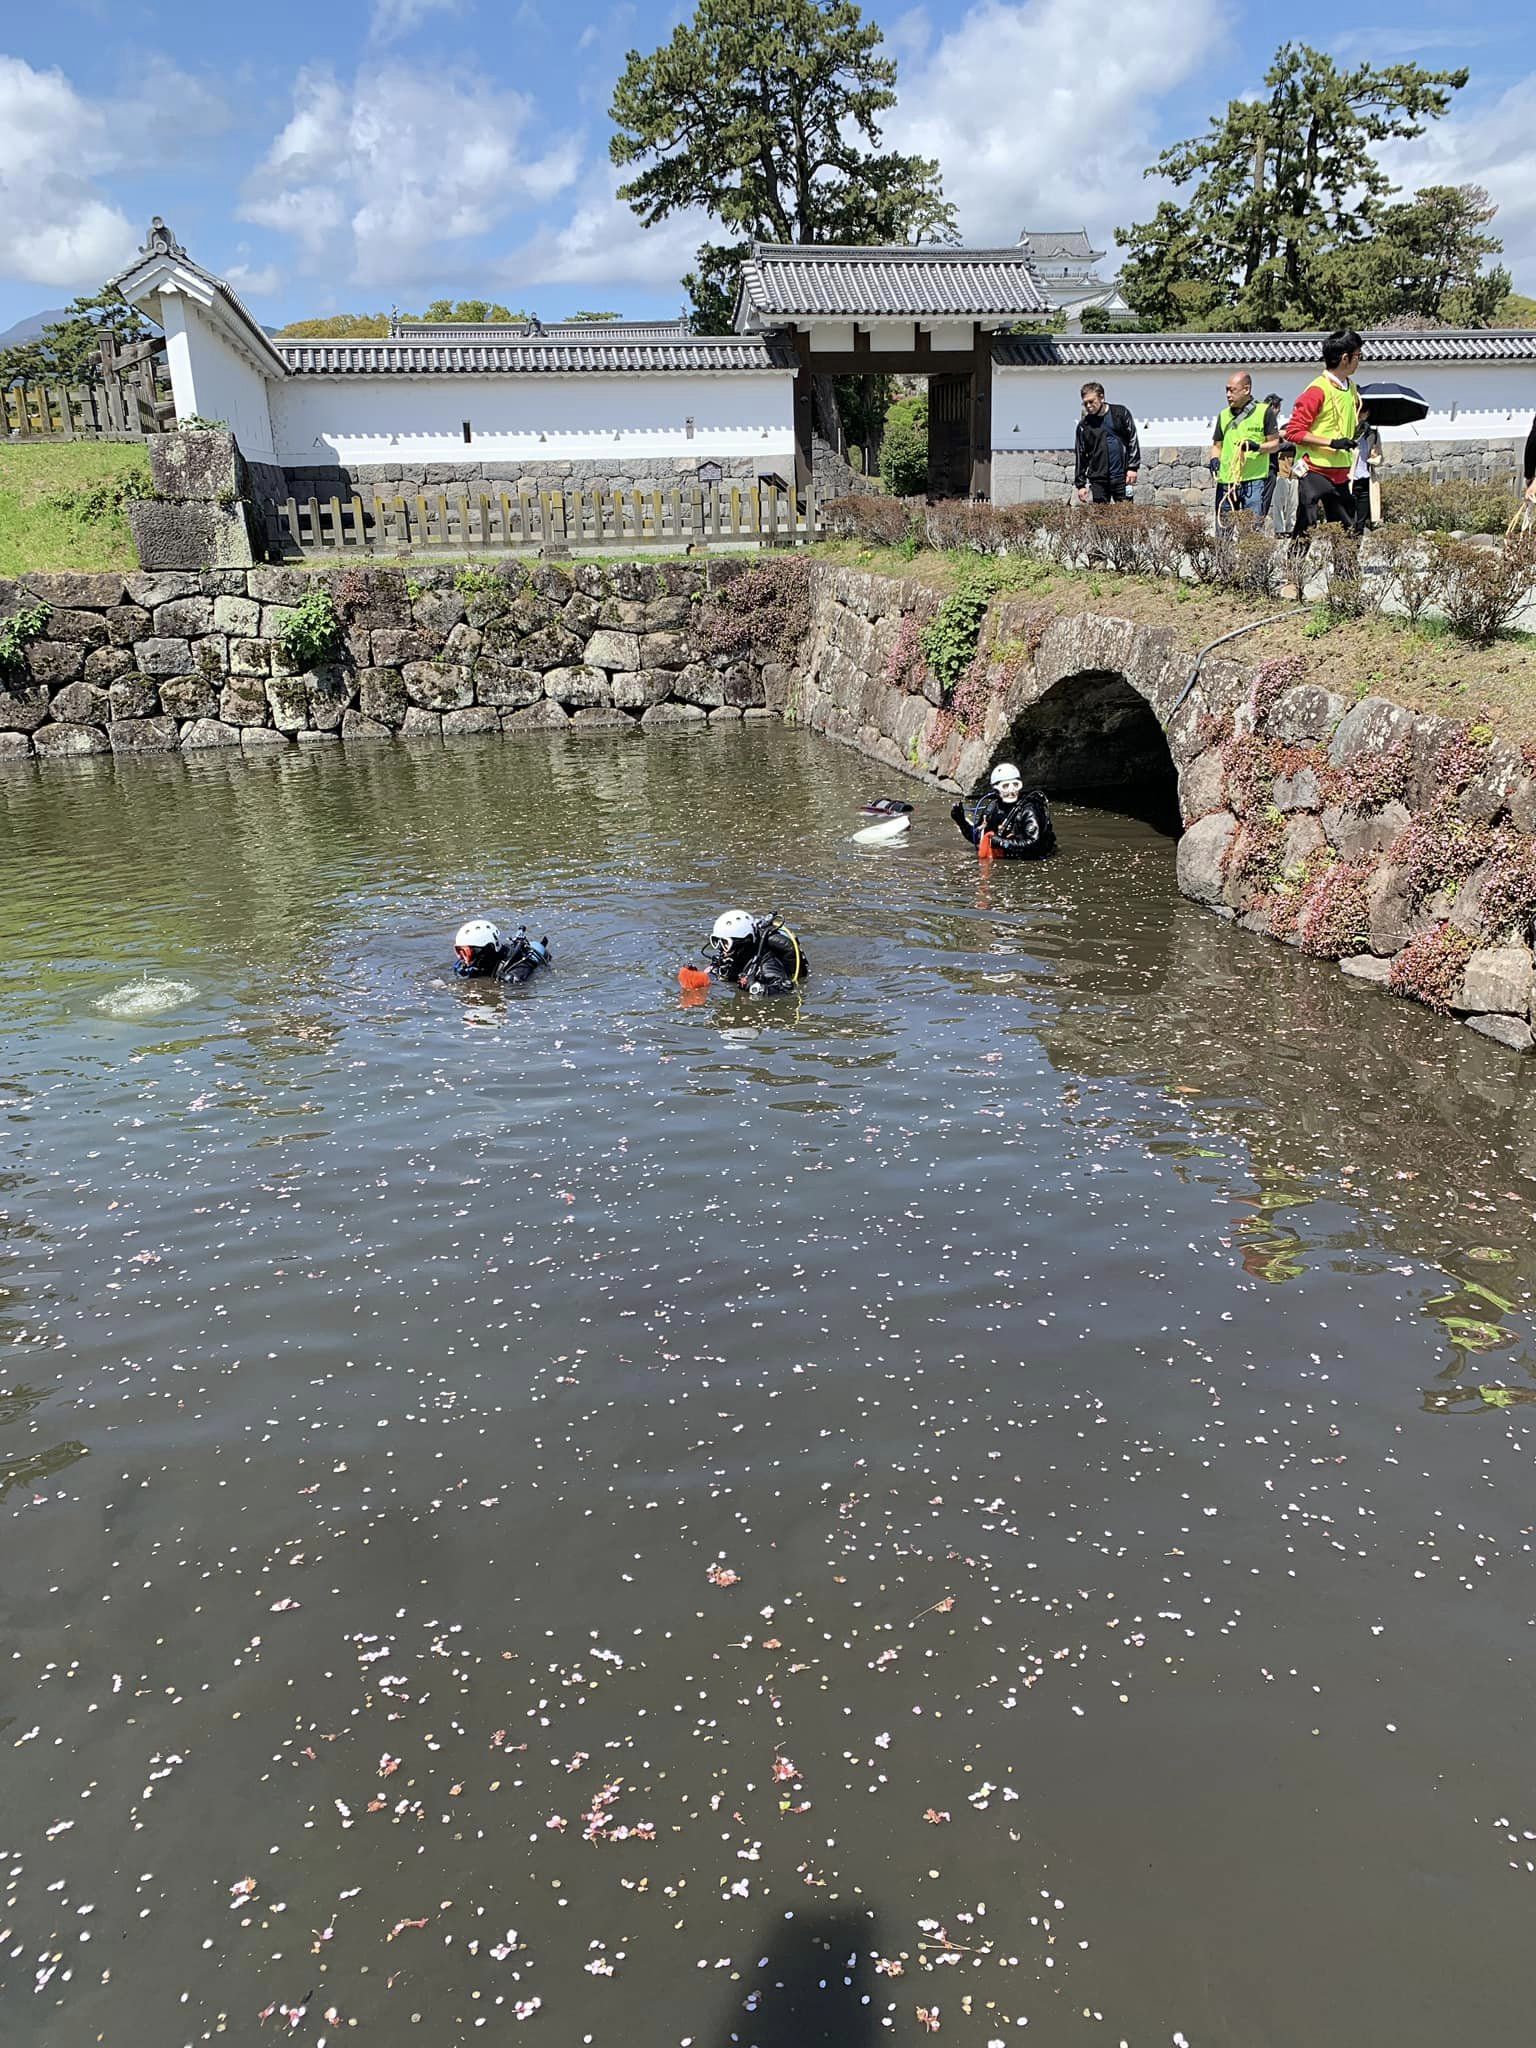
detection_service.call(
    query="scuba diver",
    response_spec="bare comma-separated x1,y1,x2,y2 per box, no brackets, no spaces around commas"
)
452,919,552,984
951,763,1056,861
692,911,808,995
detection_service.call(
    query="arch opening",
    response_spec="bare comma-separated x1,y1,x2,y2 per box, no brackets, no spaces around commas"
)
995,668,1180,833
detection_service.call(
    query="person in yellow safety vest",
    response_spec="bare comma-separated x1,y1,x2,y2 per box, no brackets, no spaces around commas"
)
1207,372,1281,523
1282,329,1366,549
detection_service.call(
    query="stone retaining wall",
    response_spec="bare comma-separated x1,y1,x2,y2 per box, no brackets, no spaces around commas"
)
0,561,788,759
280,455,772,498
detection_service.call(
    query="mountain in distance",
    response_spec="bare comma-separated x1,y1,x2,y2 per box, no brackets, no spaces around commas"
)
0,307,68,349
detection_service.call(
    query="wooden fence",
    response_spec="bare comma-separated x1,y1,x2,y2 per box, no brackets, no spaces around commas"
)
265,479,823,556
2,336,174,442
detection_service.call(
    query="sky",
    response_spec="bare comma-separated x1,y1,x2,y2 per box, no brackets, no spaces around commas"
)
2,0,1535,332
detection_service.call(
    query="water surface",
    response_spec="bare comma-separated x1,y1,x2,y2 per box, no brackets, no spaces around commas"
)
3,728,1536,2048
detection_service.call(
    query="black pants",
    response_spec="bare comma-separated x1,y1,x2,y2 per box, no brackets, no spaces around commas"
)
1088,477,1129,504
1293,470,1360,539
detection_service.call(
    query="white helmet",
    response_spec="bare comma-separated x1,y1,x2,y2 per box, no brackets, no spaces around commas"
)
990,762,1024,794
705,909,757,963
454,919,501,970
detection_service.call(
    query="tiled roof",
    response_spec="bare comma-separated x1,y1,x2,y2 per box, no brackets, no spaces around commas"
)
993,329,1536,368
735,243,1047,323
273,335,797,375
1019,230,1102,262
393,319,695,342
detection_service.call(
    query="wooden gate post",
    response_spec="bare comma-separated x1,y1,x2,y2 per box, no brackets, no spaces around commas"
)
969,322,993,502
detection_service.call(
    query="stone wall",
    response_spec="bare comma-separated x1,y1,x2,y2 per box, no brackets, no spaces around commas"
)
994,435,1527,508
280,455,773,499
0,560,788,760
792,569,1536,1052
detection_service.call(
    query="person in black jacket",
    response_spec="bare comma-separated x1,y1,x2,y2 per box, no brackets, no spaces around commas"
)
453,919,551,983
1074,383,1141,504
701,911,808,993
1524,415,1536,506
951,763,1056,860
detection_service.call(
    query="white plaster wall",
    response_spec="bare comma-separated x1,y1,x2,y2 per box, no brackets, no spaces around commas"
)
994,361,1536,452
162,294,277,460
268,372,797,468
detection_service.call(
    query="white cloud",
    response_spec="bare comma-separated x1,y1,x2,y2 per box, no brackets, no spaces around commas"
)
240,63,581,286
223,260,283,300
890,0,1231,252
0,55,138,288
370,0,461,43
498,166,706,295
1376,73,1536,293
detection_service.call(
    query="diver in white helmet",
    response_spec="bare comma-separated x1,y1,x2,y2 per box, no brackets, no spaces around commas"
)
452,918,552,984
696,910,808,993
951,763,1056,861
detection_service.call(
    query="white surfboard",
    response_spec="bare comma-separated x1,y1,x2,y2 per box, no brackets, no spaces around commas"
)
852,815,912,845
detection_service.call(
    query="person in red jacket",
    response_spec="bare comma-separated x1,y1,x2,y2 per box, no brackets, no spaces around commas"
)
1283,329,1365,543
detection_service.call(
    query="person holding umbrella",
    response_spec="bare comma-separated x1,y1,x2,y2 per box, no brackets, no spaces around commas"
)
1524,415,1535,507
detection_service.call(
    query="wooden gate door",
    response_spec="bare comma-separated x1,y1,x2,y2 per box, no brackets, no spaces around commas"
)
927,372,973,498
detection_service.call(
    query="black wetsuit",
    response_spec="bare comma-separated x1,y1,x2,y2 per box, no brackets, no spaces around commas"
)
455,934,551,984
952,789,1056,859
708,922,808,992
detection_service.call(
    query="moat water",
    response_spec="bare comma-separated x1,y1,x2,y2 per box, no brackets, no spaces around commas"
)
3,727,1536,2047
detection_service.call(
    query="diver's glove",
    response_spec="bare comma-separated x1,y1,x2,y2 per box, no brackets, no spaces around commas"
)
950,801,966,825
1329,437,1357,451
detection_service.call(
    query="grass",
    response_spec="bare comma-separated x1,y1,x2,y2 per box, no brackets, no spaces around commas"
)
0,442,149,577
804,539,1536,747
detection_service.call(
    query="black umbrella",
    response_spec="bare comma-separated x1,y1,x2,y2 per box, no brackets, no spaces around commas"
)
1357,381,1430,427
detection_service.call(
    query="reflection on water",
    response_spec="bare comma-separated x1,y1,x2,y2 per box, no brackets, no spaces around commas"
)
4,728,1536,2048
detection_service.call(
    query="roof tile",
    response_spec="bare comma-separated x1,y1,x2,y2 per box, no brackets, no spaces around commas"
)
737,244,1047,322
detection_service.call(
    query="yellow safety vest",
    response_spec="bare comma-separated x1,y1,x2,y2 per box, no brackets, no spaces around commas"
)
1299,374,1359,470
1216,397,1272,484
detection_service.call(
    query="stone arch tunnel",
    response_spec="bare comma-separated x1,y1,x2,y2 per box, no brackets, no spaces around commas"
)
992,667,1182,832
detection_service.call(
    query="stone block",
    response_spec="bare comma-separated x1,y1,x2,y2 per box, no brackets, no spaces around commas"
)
401,707,443,738
49,680,112,725
0,729,33,758
152,597,214,638
128,498,258,572
608,669,672,712
444,623,483,663
148,429,246,504
109,716,179,753
442,707,501,737
1175,810,1237,908
213,595,261,637
1281,815,1326,870
708,705,744,724
158,677,217,721
1340,954,1392,985
21,571,127,608
1465,1013,1535,1052
1266,684,1346,744
584,628,643,672
241,726,291,750
503,700,570,731
43,608,109,648
192,635,229,677
297,730,341,745
342,710,393,740
109,678,160,720
180,718,242,749
1328,695,1416,768
134,637,195,679
106,605,153,648
1459,945,1534,1019
84,646,135,687
412,590,467,635
1179,747,1225,821
1272,765,1323,812
229,638,273,676
371,629,437,667
760,664,792,716
247,567,310,604
563,593,601,637
471,658,542,708
125,572,201,607
1321,799,1411,860
219,681,270,727
33,721,109,757
1367,864,1427,957
669,663,725,709
529,564,575,601
640,700,708,727
721,664,765,710
404,661,473,711
25,640,85,685
306,672,351,733
358,668,407,725
545,665,608,707
259,604,298,640
571,706,638,729
265,676,310,732
640,630,691,668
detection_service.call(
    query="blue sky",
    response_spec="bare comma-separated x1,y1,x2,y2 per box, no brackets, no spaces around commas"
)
3,0,1535,331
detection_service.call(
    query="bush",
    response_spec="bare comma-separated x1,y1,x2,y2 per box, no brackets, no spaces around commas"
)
823,494,917,548
1311,530,1383,619
1397,801,1494,904
1429,533,1536,643
920,580,991,692
1219,521,1285,600
1479,835,1536,940
1368,528,1440,625
880,394,928,498
1297,858,1373,958
276,586,345,668
0,600,51,678
696,556,811,665
1388,922,1476,1012
884,611,929,693
1382,474,1522,536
